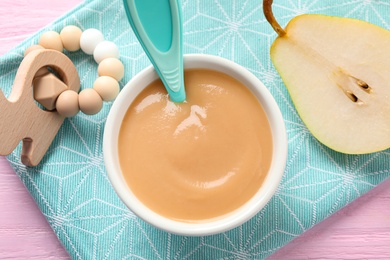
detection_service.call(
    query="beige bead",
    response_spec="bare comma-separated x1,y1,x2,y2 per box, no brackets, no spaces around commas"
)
24,45,44,57
93,76,120,101
78,88,103,115
39,31,63,52
97,58,124,81
33,73,67,110
60,26,83,52
56,90,80,117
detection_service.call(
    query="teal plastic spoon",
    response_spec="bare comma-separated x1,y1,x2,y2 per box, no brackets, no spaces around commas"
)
123,0,186,102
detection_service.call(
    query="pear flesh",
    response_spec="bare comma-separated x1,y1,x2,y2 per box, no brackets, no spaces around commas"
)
271,14,390,154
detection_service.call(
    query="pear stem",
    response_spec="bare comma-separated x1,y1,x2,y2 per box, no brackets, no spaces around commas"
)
263,0,286,37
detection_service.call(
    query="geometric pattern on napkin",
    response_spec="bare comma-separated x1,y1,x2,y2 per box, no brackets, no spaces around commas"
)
1,0,390,259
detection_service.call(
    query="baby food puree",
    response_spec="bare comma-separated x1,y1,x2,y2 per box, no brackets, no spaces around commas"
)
118,69,273,222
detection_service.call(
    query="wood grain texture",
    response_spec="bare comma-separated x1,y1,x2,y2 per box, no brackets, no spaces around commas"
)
269,178,390,259
0,157,70,259
0,0,389,259
0,49,80,166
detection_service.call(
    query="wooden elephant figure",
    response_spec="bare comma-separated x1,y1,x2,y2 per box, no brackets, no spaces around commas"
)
0,49,80,166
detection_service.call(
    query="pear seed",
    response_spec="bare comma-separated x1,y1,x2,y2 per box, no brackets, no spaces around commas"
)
346,91,358,102
357,79,369,89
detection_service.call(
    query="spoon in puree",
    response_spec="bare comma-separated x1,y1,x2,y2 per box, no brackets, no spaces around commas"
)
123,0,186,103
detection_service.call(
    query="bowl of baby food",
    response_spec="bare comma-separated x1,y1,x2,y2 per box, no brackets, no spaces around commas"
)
103,54,287,236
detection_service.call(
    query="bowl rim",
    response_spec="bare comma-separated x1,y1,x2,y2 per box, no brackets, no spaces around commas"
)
103,54,287,236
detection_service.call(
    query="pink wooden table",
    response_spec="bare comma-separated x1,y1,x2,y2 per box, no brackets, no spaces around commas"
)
0,1,390,259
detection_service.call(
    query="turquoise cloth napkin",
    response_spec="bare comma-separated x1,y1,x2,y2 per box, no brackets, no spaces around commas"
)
1,0,390,259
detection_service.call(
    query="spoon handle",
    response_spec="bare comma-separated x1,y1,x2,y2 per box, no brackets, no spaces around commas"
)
123,0,186,102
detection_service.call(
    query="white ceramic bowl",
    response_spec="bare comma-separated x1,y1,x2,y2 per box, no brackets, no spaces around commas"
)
103,54,287,236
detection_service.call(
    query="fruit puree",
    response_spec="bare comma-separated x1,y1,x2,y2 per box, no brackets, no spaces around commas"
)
118,69,273,222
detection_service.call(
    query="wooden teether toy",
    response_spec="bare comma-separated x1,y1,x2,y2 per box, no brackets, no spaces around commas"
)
0,49,80,166
0,26,124,166
35,26,124,117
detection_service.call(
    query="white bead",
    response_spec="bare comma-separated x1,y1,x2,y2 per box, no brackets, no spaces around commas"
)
93,41,119,63
80,28,104,55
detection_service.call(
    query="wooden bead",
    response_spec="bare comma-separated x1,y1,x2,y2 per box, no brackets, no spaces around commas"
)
60,25,82,52
80,28,104,55
39,31,63,52
78,88,103,115
33,73,68,111
93,76,120,101
93,41,119,63
56,90,80,117
98,58,124,81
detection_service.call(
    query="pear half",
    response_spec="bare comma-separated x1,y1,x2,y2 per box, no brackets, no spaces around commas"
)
263,0,390,154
